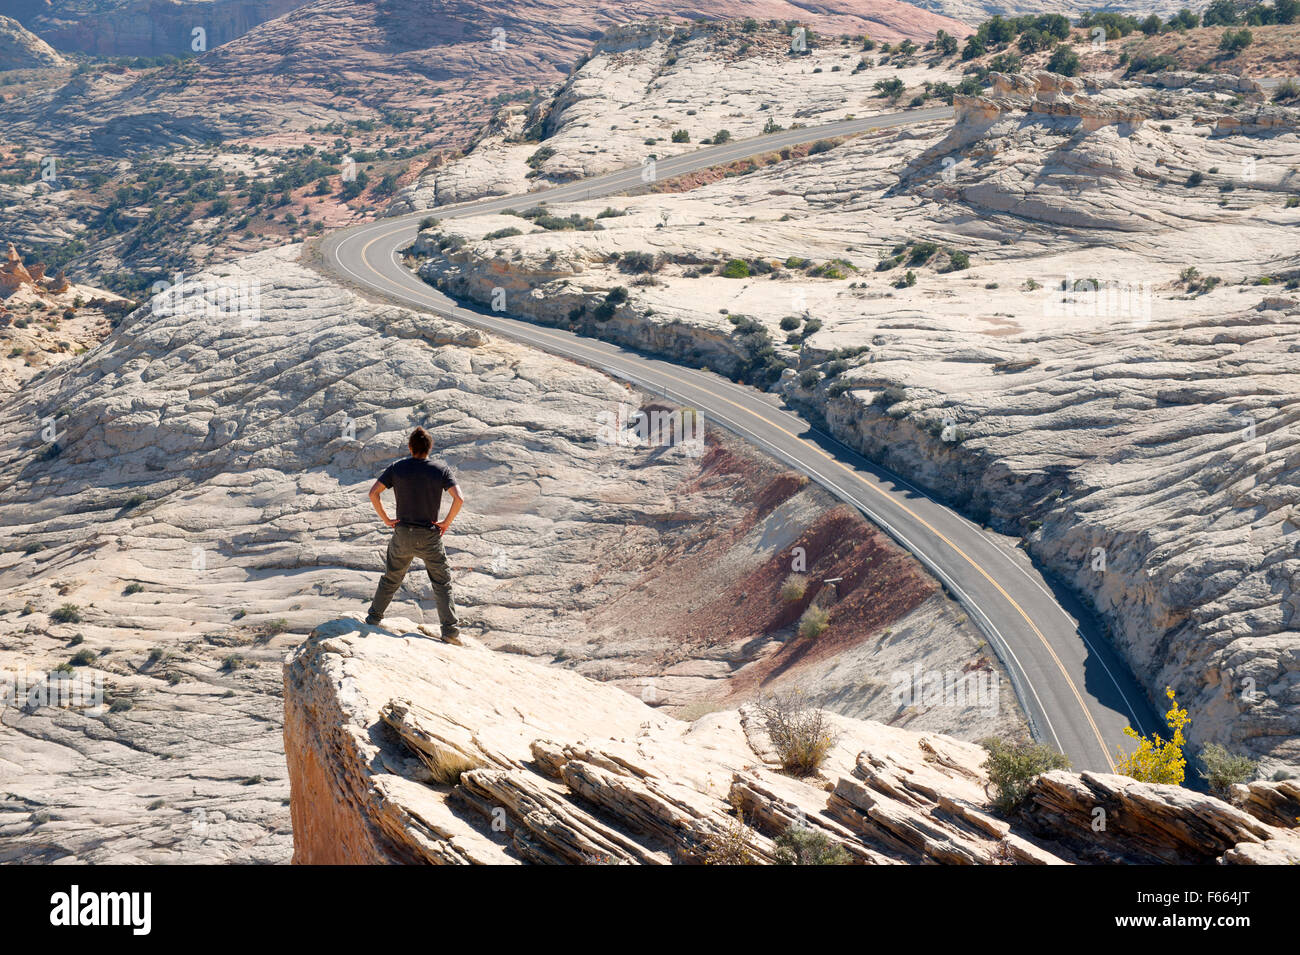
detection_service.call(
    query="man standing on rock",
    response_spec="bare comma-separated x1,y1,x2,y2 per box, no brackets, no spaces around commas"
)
365,427,464,643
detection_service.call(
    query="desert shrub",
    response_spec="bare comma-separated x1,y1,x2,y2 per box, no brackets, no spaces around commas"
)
720,258,750,278
988,51,1022,73
525,146,555,169
779,315,802,331
1116,687,1189,785
874,77,905,100
1198,743,1257,797
757,690,839,776
1272,79,1299,102
483,227,522,240
671,129,690,143
124,583,144,595
712,129,732,144
907,241,938,265
980,738,1071,813
801,317,823,337
592,286,628,322
944,249,971,271
808,139,836,155
895,270,917,288
702,813,758,864
70,649,96,666
619,251,660,274
264,618,289,636
533,213,599,232
1126,52,1178,75
797,604,829,638
798,369,821,389
596,207,626,219
773,826,851,865
51,604,82,624
1218,28,1253,54
780,574,808,602
221,654,245,671
1046,44,1080,77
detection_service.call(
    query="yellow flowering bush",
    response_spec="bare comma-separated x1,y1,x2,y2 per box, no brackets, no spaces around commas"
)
1116,686,1189,785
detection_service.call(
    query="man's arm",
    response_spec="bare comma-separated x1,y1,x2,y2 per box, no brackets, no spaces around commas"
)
369,480,397,528
436,483,464,535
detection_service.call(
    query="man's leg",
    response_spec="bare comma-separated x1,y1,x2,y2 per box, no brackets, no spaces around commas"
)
416,528,460,640
366,527,415,625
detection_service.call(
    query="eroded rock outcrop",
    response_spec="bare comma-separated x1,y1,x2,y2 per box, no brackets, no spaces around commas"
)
284,621,1300,864
0,15,66,70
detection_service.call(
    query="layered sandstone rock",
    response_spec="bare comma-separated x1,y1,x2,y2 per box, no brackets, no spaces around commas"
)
285,621,1300,864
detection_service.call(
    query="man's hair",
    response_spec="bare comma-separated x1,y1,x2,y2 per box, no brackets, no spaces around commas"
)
408,427,432,458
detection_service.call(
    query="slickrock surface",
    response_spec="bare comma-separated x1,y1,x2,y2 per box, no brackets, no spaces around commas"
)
285,620,1300,864
394,19,967,210
415,70,1300,773
0,15,66,70
0,243,1013,862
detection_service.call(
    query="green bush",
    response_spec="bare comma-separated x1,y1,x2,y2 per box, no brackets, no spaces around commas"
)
1047,44,1080,76
773,826,851,864
1198,743,1257,796
780,574,807,603
619,251,659,274
483,227,523,240
720,258,750,278
797,604,829,638
51,604,82,624
671,129,690,143
1219,28,1253,53
980,738,1071,813
779,315,802,331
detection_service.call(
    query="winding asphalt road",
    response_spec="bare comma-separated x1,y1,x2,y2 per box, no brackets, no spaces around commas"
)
318,105,1162,771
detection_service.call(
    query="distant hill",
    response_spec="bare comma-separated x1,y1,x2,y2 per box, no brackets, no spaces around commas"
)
5,0,973,154
0,14,66,69
6,0,311,57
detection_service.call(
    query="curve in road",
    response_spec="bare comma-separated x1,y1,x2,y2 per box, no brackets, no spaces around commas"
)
318,105,1163,772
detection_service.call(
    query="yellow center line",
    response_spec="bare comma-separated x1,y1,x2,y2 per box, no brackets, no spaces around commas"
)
355,208,1118,772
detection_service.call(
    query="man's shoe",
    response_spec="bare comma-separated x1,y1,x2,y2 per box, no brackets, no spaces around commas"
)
365,615,382,626
441,630,463,646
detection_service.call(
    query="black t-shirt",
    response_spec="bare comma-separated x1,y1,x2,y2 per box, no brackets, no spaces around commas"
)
377,457,457,528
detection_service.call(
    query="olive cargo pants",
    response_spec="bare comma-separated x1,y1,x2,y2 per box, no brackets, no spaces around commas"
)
367,524,460,637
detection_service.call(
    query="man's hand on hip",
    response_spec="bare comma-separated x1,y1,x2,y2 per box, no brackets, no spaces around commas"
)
435,519,451,536
383,516,397,528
